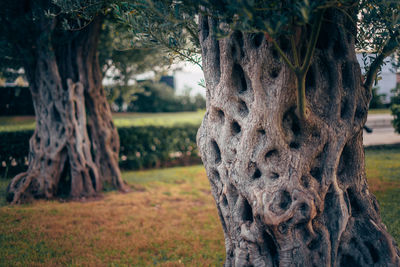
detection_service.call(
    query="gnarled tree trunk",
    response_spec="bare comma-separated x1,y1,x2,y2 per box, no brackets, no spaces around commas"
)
197,10,400,266
6,12,128,204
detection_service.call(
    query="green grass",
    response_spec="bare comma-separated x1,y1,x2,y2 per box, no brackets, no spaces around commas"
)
0,148,400,265
0,111,205,132
0,166,225,266
368,108,390,115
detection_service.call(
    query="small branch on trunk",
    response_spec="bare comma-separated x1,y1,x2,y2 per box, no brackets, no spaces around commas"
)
268,33,296,71
267,10,325,121
364,33,399,93
300,10,324,73
290,34,300,68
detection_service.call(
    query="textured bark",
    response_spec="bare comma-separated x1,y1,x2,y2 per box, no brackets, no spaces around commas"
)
55,17,128,191
6,11,127,204
197,10,400,267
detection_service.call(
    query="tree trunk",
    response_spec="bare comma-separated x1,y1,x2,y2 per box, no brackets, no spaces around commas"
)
197,10,400,267
55,16,128,192
6,13,128,204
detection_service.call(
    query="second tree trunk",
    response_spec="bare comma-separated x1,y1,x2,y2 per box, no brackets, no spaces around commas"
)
7,15,128,204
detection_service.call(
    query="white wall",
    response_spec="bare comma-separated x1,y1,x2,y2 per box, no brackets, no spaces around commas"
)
357,54,397,103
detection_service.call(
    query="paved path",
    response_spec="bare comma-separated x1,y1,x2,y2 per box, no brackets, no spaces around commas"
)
364,114,400,146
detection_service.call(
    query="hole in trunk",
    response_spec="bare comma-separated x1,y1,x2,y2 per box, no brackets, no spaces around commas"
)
89,168,97,191
232,30,244,48
316,21,332,49
222,193,228,207
306,66,316,89
337,143,352,186
248,162,261,180
257,128,266,135
308,234,321,250
270,190,292,213
211,140,221,164
279,190,291,210
364,241,379,263
57,155,71,197
271,48,279,59
334,38,346,58
340,97,350,119
231,121,241,135
211,108,225,124
201,17,209,42
270,172,279,180
269,66,281,78
283,108,301,145
214,41,221,85
212,169,220,181
340,254,361,267
73,101,79,122
347,187,363,215
310,167,322,182
279,36,290,51
250,33,264,48
238,100,249,117
300,175,310,188
52,106,61,123
342,62,353,89
217,109,225,123
265,149,278,159
278,222,288,234
233,64,248,94
241,197,253,222
253,168,261,179
262,231,279,265
299,202,309,217
289,142,300,149
231,31,244,60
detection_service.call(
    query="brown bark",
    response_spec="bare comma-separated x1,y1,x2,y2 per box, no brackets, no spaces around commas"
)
6,8,127,204
55,16,128,192
197,10,400,267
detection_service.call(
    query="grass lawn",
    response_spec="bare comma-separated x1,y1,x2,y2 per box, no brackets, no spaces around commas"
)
0,111,205,132
0,147,399,266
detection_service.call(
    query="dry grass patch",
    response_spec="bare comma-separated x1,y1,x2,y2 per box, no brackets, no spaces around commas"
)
0,166,224,266
1,147,400,266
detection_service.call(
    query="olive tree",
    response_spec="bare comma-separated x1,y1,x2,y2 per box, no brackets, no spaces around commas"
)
0,0,129,203
116,0,400,265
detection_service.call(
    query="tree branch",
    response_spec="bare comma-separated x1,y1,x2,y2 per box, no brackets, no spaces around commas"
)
300,10,324,73
364,33,399,92
268,33,296,71
291,33,300,67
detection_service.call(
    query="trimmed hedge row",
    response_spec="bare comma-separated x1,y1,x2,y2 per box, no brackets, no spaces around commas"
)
0,87,35,116
0,125,200,177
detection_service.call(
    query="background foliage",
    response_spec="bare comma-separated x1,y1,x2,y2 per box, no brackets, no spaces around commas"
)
0,87,34,116
0,124,200,177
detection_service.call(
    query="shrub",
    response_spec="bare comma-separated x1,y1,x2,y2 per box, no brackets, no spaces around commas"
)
0,125,201,178
124,81,205,112
0,86,34,115
391,84,400,133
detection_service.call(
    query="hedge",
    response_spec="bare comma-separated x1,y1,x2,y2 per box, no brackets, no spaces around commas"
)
0,86,35,116
0,125,201,177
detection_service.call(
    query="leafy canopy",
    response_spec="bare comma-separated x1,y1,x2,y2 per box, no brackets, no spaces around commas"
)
110,0,399,119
